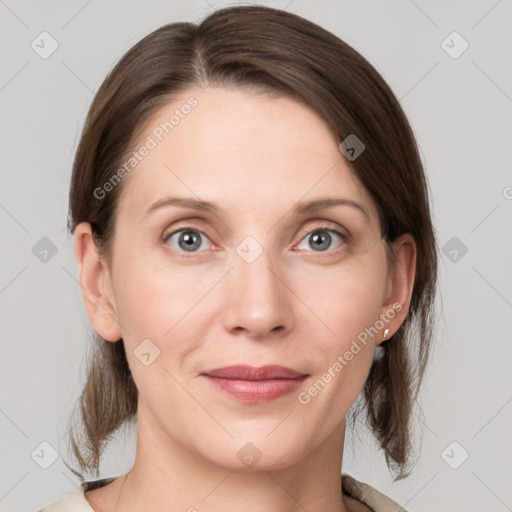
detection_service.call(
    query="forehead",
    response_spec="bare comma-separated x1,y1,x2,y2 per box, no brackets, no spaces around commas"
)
116,86,378,228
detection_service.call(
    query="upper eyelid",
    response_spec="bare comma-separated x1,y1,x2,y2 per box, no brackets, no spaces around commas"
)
163,220,346,237
163,225,210,241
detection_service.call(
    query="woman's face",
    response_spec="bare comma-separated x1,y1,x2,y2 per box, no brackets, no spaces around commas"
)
80,86,412,471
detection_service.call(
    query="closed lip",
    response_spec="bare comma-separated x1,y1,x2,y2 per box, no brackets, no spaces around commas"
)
201,365,308,380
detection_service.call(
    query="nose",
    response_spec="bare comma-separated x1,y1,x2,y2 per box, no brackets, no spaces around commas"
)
221,241,294,340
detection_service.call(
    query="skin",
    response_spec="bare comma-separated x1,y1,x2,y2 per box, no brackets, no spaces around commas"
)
75,86,416,512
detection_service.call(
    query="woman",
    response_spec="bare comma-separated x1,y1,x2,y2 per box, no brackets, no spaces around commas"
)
39,5,437,511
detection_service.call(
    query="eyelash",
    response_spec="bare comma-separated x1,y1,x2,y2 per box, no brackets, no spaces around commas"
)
162,223,348,256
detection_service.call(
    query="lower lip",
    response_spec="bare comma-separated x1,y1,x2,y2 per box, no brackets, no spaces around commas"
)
203,376,307,403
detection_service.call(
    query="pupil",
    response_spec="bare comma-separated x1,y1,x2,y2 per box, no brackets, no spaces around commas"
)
311,231,330,251
180,231,200,251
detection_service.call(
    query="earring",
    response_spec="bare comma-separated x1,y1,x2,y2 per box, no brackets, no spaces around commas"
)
382,328,390,340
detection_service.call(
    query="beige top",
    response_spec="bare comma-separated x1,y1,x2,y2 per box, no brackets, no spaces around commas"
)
38,473,407,512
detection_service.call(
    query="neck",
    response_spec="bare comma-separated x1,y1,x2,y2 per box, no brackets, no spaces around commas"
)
96,404,355,512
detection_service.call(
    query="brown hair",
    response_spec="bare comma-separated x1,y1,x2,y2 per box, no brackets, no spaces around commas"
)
65,5,437,482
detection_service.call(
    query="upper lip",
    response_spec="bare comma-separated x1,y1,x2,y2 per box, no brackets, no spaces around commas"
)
202,365,308,380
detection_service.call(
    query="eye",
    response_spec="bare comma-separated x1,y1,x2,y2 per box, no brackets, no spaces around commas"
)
164,228,211,253
163,225,347,255
296,227,346,252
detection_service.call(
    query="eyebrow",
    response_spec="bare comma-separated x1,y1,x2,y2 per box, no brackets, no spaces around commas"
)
143,196,369,221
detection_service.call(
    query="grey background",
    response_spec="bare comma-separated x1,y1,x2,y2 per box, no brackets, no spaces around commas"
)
1,0,511,510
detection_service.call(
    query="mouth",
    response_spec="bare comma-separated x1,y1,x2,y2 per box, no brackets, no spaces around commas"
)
201,365,309,403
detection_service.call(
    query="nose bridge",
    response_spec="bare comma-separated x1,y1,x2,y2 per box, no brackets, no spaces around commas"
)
237,236,279,294
223,234,291,337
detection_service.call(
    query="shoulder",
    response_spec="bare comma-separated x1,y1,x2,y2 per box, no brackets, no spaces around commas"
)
37,477,116,512
342,473,407,512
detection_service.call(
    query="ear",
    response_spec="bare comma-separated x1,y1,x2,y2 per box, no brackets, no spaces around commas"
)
377,233,417,344
74,222,122,342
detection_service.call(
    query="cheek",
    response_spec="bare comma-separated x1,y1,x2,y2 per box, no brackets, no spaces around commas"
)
291,256,387,407
295,275,383,424
111,259,209,402
111,253,226,392
293,257,388,349
111,246,210,337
